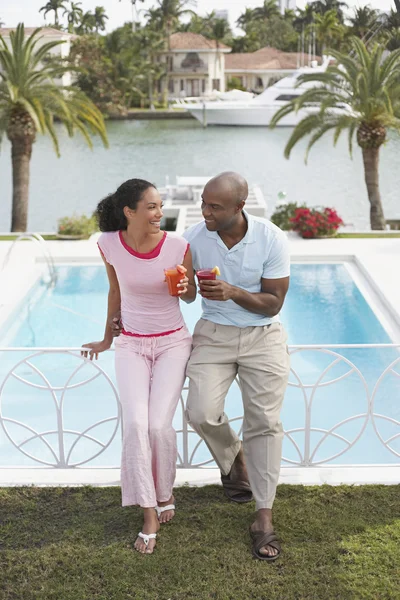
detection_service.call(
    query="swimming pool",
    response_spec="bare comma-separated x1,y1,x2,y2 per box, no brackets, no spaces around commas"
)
0,263,399,468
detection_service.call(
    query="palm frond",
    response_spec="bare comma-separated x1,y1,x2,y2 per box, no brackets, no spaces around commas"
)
333,115,355,146
270,100,299,128
0,23,108,155
347,121,357,157
271,34,400,165
283,114,328,158
305,121,338,162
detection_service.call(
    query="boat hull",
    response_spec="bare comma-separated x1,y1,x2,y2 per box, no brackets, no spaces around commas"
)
187,104,316,127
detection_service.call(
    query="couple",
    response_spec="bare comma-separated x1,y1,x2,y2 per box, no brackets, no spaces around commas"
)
82,172,290,561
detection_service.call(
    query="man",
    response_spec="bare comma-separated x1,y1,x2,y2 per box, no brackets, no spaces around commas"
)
182,172,290,561
111,172,290,560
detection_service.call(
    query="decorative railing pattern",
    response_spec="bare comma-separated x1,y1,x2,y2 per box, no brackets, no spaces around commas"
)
0,345,399,469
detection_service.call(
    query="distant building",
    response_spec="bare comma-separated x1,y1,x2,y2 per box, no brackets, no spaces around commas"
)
215,10,229,22
0,27,75,87
225,47,319,92
157,33,319,98
158,32,231,99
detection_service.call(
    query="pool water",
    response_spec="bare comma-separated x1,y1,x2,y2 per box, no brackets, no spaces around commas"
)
0,264,399,468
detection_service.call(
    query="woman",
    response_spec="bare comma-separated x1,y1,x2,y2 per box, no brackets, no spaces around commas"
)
82,179,196,555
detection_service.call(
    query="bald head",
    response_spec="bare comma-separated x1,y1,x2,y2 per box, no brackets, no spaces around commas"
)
201,172,249,233
205,172,248,207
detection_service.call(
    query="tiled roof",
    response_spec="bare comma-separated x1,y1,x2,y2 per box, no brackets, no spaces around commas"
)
169,32,230,51
226,47,321,71
0,27,75,38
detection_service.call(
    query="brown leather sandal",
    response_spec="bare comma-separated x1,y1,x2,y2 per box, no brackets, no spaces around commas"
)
249,528,282,562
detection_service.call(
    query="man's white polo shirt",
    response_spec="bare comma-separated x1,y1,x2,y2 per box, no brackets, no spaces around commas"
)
183,211,290,328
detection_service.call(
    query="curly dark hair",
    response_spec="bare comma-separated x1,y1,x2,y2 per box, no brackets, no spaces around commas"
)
95,179,156,232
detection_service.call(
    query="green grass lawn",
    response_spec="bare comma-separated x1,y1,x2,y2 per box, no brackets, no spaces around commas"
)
0,235,58,241
1,485,399,600
336,233,400,238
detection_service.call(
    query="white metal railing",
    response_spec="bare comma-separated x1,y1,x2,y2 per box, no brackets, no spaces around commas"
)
1,233,57,286
0,345,399,469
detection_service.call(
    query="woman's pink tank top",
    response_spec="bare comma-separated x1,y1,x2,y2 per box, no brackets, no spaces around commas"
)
98,230,189,336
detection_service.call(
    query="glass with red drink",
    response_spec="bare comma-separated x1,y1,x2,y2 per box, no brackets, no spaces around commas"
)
196,269,217,282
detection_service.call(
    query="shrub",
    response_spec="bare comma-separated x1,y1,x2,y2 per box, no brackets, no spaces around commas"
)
290,207,344,239
227,77,246,92
57,214,98,238
271,202,304,231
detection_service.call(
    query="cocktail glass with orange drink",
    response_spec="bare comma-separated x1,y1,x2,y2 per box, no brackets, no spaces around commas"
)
164,265,187,297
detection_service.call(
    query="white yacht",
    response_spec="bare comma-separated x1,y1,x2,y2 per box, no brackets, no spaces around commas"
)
183,58,332,127
158,176,267,233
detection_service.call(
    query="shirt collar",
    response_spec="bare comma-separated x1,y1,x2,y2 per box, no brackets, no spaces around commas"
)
205,210,256,245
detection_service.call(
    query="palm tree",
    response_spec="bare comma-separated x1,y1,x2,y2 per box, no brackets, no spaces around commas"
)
271,38,400,230
349,7,379,40
236,8,256,31
76,11,96,34
63,1,83,33
39,0,68,27
283,9,297,23
179,14,208,34
310,0,348,23
209,17,230,89
294,5,316,32
314,9,343,54
147,0,196,32
0,25,108,232
135,29,165,109
252,0,280,22
384,9,400,31
93,6,109,34
146,1,196,104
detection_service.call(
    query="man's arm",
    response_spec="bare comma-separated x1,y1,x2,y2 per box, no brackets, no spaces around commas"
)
232,277,289,317
198,276,289,318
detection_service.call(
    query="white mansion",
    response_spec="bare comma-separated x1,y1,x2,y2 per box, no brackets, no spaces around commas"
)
158,32,304,99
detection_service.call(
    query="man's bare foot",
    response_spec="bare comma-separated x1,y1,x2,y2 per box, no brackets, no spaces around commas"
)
134,508,160,555
250,508,280,558
157,495,175,524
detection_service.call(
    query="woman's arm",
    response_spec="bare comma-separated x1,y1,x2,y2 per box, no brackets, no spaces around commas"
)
82,256,121,360
102,259,121,344
178,247,196,304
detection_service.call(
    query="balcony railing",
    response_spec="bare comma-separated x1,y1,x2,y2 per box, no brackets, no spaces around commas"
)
0,345,399,470
170,67,209,74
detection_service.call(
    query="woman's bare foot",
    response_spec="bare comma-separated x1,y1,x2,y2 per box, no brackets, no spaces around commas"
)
134,508,160,554
157,495,175,524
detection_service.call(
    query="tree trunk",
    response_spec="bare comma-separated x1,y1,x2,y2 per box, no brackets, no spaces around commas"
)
10,138,33,232
361,147,386,230
148,73,155,110
394,0,400,15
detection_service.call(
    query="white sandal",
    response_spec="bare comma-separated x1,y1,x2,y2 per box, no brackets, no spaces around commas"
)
156,503,175,518
137,532,157,549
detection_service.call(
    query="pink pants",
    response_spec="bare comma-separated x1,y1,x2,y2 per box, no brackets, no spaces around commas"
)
115,328,192,507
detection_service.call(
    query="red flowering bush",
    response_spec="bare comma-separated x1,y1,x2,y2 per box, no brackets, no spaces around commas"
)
290,207,344,239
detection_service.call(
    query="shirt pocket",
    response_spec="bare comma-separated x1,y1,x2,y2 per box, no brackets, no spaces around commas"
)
239,261,263,290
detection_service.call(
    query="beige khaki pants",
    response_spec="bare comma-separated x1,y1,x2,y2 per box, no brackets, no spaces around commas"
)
186,319,290,510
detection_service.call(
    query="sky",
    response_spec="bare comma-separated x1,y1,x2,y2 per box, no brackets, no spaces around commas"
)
0,0,395,33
